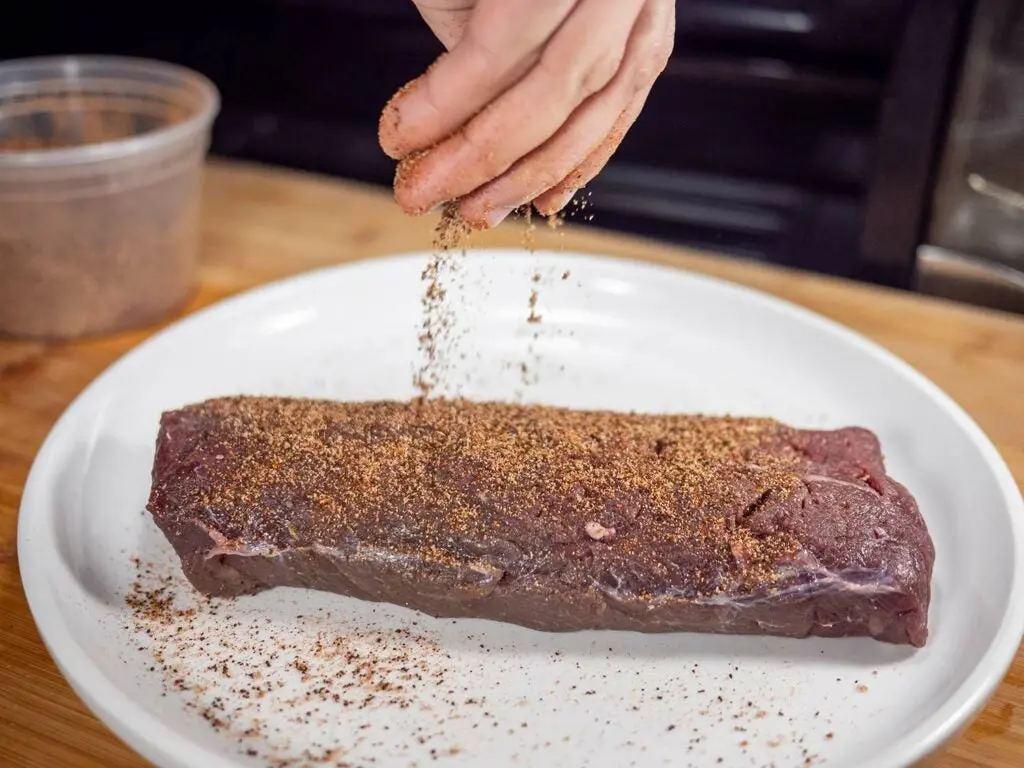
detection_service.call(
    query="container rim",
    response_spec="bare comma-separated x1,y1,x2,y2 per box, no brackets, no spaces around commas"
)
0,55,221,169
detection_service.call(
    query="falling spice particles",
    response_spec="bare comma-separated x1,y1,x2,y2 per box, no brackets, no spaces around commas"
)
413,205,472,398
414,201,567,398
517,205,565,392
411,179,589,399
570,190,595,221
516,203,585,392
124,554,854,767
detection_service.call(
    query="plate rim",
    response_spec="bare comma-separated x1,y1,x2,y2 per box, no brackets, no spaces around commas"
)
17,248,1024,768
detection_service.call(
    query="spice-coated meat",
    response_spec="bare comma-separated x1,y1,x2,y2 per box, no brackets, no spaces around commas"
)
147,397,935,647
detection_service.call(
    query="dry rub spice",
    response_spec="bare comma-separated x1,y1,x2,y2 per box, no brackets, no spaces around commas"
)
517,197,581,392
413,204,472,398
518,206,544,390
0,106,202,340
0,167,202,340
170,396,806,598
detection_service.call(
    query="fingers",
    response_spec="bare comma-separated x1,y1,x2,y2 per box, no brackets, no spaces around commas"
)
457,0,672,226
379,0,580,160
531,83,654,217
392,0,647,215
534,7,674,216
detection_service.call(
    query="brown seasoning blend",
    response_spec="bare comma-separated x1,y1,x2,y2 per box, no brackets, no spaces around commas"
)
0,83,211,339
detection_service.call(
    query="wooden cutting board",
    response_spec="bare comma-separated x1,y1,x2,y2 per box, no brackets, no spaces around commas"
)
0,159,1021,767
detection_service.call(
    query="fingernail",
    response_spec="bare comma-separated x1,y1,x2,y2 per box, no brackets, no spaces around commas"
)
485,206,515,228
538,189,576,216
551,189,577,213
379,76,426,158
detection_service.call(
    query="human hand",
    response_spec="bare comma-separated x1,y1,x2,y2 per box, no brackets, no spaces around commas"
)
379,0,675,228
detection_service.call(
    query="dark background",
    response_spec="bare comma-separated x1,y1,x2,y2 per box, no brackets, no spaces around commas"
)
2,0,974,287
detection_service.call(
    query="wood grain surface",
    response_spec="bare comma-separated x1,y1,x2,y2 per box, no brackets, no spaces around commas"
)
0,160,1021,768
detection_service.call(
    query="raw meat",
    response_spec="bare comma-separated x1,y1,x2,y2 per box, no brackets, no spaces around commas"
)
146,397,935,646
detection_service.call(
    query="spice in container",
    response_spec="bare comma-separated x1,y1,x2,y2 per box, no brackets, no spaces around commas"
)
0,56,220,339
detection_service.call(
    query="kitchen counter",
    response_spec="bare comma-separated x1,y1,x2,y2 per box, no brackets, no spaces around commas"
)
0,159,1021,767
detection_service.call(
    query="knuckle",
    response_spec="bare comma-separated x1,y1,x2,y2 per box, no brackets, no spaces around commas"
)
654,30,675,71
631,33,673,86
467,33,502,75
635,50,669,86
577,49,624,97
538,45,622,102
653,40,673,74
460,122,506,180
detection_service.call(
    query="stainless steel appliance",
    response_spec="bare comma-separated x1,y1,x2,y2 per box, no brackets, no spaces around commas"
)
919,0,1024,314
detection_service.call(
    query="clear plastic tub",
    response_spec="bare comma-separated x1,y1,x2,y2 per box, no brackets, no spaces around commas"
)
0,56,220,339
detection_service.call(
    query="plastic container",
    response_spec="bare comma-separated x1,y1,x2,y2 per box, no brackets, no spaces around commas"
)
0,56,220,339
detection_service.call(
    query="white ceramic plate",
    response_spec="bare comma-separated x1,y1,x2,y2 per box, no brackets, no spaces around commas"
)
19,250,1024,768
